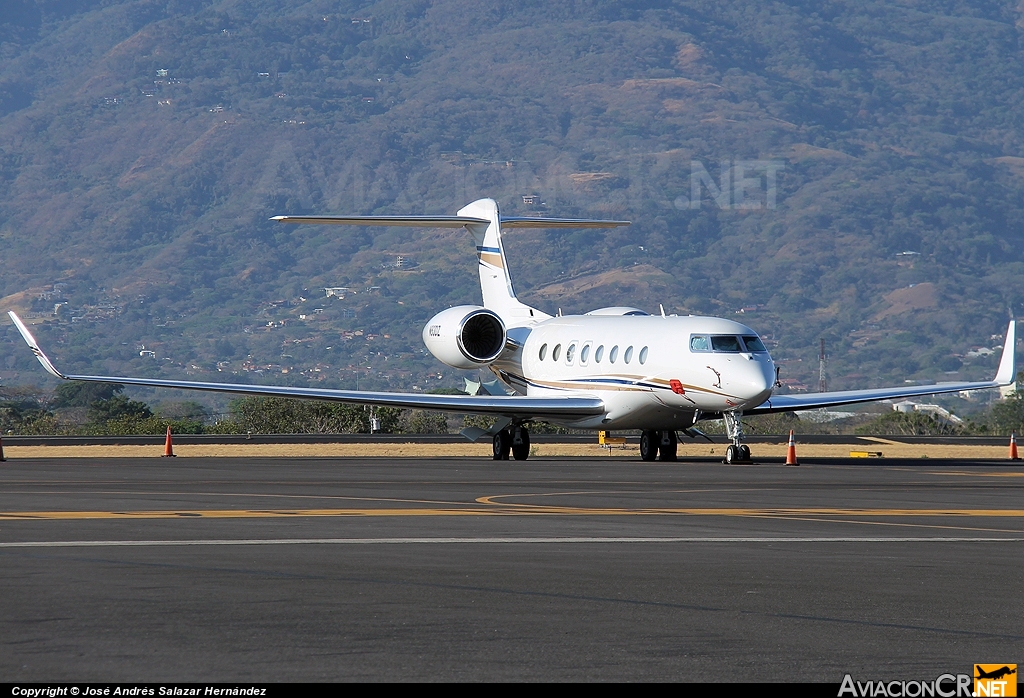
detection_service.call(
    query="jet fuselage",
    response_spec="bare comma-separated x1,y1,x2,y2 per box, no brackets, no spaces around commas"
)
491,314,776,430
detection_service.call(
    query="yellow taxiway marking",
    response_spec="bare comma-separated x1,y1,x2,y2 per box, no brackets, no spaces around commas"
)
3,507,1024,521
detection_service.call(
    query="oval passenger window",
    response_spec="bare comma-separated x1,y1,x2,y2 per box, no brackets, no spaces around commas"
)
624,346,633,364
609,346,619,363
539,343,547,361
595,345,604,363
552,344,561,361
580,345,590,363
566,343,576,363
639,346,648,364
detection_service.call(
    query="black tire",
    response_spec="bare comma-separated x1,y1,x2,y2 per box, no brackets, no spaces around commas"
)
738,444,751,462
658,430,678,461
724,444,738,464
640,430,659,461
492,429,511,460
511,426,530,461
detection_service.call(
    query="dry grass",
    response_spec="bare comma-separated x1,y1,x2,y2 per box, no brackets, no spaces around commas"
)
0,441,1016,460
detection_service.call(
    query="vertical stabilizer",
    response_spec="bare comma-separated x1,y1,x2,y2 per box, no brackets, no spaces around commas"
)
457,198,547,323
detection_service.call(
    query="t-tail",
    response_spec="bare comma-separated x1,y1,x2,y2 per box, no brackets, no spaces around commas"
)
457,198,545,323
270,197,630,325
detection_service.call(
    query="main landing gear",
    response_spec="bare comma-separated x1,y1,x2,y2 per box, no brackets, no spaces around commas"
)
639,430,678,461
493,424,530,461
722,411,753,464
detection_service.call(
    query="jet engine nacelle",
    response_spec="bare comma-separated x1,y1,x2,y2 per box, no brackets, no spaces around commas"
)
422,305,507,370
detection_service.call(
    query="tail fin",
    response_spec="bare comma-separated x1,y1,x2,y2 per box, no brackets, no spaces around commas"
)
271,198,630,324
457,198,546,322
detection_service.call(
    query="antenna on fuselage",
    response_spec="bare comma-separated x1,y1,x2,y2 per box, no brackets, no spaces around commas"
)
660,304,665,317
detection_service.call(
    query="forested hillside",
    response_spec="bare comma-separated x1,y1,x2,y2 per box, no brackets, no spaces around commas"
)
2,0,1024,402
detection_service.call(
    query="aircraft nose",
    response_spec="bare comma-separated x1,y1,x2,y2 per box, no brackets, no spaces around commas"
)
735,356,774,407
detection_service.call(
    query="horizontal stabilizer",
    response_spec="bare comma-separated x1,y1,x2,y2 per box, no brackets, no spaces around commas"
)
271,215,487,227
498,217,630,228
272,215,630,229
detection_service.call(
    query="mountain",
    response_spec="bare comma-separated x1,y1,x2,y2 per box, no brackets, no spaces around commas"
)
2,0,1023,401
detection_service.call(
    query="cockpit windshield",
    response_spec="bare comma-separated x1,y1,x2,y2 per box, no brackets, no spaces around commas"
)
741,335,768,352
690,334,769,354
710,335,743,352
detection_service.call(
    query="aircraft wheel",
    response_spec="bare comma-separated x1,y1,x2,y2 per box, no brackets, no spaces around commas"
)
658,430,678,461
511,426,530,461
739,444,751,462
640,430,660,461
724,445,738,464
492,429,512,460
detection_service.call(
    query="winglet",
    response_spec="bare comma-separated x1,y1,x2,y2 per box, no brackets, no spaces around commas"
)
995,319,1017,385
7,311,67,379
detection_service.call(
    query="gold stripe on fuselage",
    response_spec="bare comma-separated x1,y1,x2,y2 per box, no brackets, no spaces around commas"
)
526,374,736,399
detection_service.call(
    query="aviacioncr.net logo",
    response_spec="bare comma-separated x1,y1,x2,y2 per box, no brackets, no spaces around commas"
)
974,665,1017,697
839,674,973,697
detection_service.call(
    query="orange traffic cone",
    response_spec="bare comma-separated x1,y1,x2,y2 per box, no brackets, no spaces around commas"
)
0,434,5,462
785,430,799,466
1010,432,1020,461
162,426,176,458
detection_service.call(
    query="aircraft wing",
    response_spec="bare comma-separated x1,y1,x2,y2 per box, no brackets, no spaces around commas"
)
748,320,1017,414
7,312,604,420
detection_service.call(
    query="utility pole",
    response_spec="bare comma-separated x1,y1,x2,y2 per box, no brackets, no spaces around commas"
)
818,338,827,393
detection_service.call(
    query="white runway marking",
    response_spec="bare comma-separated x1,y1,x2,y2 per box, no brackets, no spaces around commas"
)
1,536,1022,548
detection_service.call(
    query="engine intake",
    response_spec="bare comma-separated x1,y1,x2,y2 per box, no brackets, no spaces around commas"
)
422,305,507,369
458,310,505,362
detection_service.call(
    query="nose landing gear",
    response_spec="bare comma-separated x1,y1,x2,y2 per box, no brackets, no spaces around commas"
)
724,443,751,464
722,411,753,464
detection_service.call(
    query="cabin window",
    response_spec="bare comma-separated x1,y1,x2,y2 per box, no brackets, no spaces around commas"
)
609,345,619,363
552,344,561,361
539,343,548,361
711,335,743,352
690,335,710,352
639,346,648,364
566,343,577,364
624,346,634,364
595,345,604,363
741,335,768,353
580,344,590,364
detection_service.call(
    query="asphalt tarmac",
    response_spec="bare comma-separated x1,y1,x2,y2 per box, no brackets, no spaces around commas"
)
0,455,1021,682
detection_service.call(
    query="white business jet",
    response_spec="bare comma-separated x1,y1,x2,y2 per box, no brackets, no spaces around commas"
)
8,198,1017,463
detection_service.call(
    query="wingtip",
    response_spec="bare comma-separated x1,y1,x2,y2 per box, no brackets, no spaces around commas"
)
995,319,1017,385
7,311,66,379
8,310,29,335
